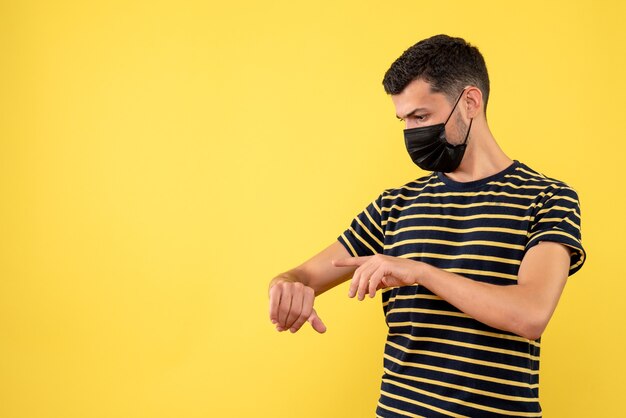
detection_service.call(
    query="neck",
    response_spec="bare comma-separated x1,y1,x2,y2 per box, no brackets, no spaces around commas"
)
443,121,513,182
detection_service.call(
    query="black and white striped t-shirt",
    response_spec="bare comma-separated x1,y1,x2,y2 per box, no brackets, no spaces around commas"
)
337,159,586,418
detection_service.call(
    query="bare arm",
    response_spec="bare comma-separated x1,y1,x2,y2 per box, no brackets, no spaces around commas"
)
334,240,572,340
268,240,357,333
416,241,571,340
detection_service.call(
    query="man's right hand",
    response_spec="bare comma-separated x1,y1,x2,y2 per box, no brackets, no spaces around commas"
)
267,240,358,334
268,278,327,334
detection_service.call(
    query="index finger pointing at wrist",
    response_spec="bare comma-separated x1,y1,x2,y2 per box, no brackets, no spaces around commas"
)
332,256,369,267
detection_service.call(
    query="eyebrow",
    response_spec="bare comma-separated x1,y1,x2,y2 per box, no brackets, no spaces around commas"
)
396,107,428,120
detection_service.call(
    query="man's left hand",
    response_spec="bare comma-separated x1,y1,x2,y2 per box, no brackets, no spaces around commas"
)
332,254,423,300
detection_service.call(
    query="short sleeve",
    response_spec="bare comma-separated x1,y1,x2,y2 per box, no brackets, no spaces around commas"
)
525,185,586,276
337,190,388,257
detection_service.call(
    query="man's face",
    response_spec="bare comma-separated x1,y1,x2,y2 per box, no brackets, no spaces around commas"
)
391,78,468,143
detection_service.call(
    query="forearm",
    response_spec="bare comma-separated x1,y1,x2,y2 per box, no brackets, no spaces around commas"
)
268,267,348,297
417,263,553,340
269,241,356,297
334,237,570,340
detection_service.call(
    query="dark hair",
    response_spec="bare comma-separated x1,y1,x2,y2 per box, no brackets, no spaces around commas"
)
382,34,490,113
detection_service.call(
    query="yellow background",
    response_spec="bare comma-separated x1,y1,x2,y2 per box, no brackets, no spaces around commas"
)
1,1,624,417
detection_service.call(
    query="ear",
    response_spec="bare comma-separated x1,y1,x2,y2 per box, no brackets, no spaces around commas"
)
464,86,483,119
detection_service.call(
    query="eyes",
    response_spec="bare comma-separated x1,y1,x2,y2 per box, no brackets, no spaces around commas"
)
398,114,428,123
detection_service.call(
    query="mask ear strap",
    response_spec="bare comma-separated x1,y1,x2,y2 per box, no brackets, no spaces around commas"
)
444,88,467,125
462,118,473,145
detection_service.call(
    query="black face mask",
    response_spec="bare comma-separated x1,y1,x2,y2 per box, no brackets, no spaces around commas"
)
403,89,473,173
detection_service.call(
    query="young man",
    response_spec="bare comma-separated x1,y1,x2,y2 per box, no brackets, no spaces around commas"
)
268,34,586,417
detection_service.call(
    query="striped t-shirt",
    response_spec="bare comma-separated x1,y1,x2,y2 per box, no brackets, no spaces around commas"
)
337,160,586,418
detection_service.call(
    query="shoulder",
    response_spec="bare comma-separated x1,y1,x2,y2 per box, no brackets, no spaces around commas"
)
514,161,578,193
513,161,581,211
379,171,441,205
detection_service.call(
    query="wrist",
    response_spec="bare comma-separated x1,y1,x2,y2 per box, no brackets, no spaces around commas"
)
414,260,432,286
268,270,308,292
